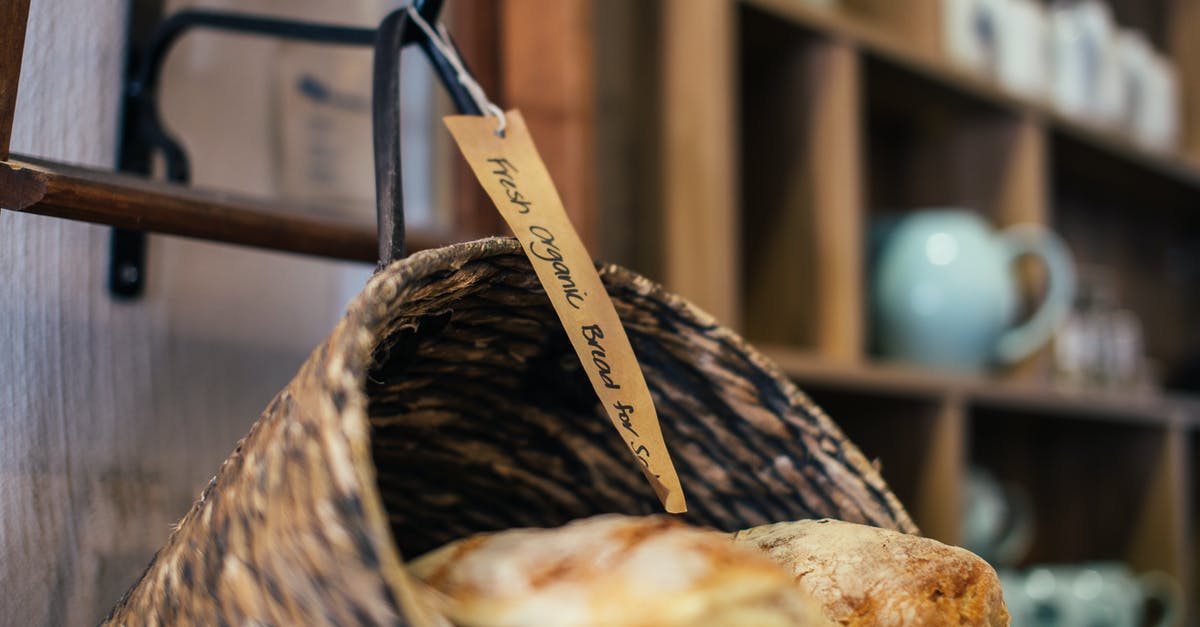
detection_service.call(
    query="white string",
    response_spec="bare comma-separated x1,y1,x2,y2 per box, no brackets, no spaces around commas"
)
406,4,508,136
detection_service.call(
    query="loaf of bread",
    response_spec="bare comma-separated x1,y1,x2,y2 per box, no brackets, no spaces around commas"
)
733,519,1009,626
410,514,831,627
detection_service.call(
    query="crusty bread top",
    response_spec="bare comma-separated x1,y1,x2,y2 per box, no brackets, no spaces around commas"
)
734,519,1009,626
411,514,830,627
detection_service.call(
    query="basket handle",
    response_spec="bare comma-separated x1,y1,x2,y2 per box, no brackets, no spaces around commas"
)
374,1,496,268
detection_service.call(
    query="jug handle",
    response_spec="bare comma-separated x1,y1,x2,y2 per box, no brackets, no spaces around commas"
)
1138,570,1182,627
995,224,1076,364
990,483,1035,567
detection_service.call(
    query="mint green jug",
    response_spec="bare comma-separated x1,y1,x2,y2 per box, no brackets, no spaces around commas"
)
871,210,1075,370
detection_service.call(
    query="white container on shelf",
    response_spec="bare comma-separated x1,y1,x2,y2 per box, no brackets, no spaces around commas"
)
1048,0,1121,125
1048,3,1087,116
943,0,1006,75
1136,52,1181,150
1086,2,1124,124
996,0,1047,98
1109,27,1181,150
1113,29,1155,131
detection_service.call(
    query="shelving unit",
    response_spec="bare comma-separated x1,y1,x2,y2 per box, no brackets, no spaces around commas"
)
652,0,1200,620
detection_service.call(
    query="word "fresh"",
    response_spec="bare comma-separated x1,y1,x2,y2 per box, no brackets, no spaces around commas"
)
487,158,533,214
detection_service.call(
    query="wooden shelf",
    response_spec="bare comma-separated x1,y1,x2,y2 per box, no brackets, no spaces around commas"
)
761,346,1195,425
653,0,1200,616
743,0,1200,197
0,156,461,262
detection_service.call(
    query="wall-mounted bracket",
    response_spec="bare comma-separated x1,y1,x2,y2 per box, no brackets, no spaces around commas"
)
110,0,479,298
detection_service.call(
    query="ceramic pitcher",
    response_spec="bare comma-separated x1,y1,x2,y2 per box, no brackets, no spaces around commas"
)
871,210,1075,370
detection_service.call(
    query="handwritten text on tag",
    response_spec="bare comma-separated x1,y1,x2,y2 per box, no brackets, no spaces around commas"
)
444,111,686,513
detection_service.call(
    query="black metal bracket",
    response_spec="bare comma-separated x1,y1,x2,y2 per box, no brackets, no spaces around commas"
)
112,0,482,298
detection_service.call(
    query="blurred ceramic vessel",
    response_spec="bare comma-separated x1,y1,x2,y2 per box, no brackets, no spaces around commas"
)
997,0,1049,97
871,210,1075,370
1049,0,1122,123
961,467,1033,567
999,563,1181,627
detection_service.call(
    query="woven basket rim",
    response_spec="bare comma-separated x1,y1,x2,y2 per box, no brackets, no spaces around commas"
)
328,236,915,593
107,235,914,624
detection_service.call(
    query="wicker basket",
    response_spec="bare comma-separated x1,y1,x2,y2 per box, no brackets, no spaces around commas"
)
104,237,917,625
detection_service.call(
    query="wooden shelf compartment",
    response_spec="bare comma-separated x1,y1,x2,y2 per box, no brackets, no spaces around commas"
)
662,1,1200,623
728,0,1200,414
863,58,1046,227
737,0,1200,386
738,3,1053,371
659,0,741,329
800,385,964,545
740,0,1200,196
969,407,1189,589
0,156,461,262
739,6,864,361
1050,171,1200,393
773,346,1195,612
863,59,1053,378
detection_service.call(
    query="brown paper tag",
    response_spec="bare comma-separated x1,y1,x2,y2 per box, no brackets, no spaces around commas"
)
445,111,686,513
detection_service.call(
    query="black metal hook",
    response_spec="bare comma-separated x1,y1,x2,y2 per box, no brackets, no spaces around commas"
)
114,0,486,295
373,2,485,268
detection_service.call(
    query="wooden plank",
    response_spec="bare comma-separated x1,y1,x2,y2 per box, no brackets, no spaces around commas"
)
0,157,457,261
0,0,31,160
500,0,596,250
917,394,965,544
842,0,941,61
740,21,863,360
1127,414,1189,618
445,0,508,238
1168,0,1200,162
761,344,1185,423
662,0,739,328
994,116,1048,226
592,0,660,271
740,13,818,349
808,41,864,361
445,0,600,251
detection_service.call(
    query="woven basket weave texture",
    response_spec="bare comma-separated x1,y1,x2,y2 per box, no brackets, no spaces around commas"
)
105,237,916,625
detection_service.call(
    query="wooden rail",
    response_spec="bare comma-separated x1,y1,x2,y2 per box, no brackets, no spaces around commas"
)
0,156,459,261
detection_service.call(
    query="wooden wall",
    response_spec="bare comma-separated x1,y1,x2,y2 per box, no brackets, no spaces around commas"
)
2,0,599,623
1,0,377,622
